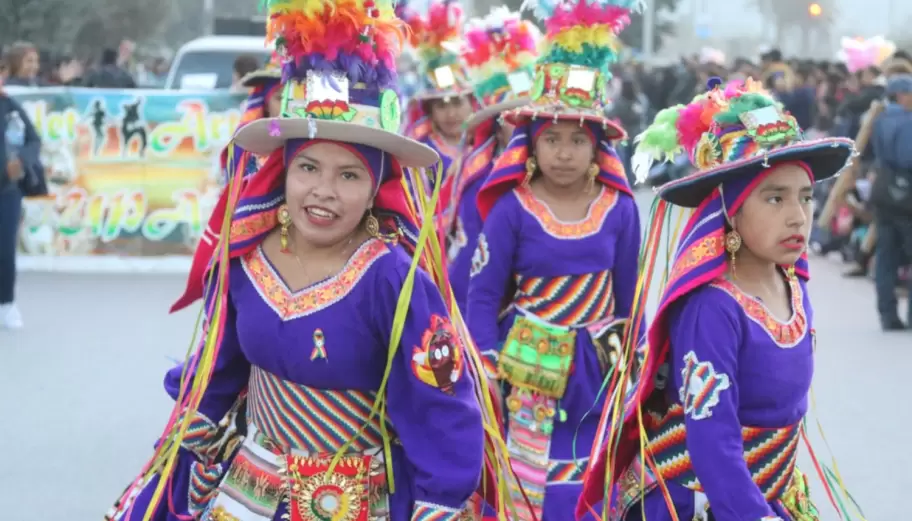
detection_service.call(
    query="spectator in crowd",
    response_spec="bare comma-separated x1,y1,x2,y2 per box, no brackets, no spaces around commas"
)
0,57,46,329
49,55,84,86
869,74,912,331
231,54,261,90
4,42,44,87
84,48,136,89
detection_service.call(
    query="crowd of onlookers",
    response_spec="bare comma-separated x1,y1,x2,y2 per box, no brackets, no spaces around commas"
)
0,39,169,89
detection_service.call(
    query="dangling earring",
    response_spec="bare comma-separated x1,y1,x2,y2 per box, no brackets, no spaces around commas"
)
586,163,599,193
278,204,292,253
364,210,381,238
523,157,537,186
724,229,742,278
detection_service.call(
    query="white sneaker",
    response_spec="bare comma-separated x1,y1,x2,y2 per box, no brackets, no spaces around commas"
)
1,304,23,329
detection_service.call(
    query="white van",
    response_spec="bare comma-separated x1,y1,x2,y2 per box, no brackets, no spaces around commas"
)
164,36,271,90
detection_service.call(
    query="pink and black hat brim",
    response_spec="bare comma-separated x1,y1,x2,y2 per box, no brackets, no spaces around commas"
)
657,137,856,208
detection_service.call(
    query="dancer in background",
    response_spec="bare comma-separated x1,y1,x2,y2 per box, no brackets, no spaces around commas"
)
105,0,504,518
402,0,475,192
444,7,540,315
466,0,643,518
579,78,863,521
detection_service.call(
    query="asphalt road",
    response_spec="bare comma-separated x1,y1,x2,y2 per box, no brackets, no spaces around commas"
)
0,189,905,520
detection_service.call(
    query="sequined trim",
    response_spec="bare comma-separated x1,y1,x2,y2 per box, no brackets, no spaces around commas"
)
710,276,808,347
514,184,618,239
513,270,614,327
247,366,384,453
242,239,388,321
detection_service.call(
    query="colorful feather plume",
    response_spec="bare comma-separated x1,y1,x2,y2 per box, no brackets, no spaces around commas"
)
402,0,464,68
461,7,540,96
631,77,774,184
522,0,644,72
264,0,407,89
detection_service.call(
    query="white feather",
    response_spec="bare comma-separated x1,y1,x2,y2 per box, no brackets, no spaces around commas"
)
631,151,655,185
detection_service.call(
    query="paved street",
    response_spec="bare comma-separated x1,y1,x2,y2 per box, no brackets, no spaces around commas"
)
0,190,907,520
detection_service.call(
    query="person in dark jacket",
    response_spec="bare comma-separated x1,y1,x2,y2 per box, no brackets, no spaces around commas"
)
869,74,912,331
84,49,136,89
0,70,46,330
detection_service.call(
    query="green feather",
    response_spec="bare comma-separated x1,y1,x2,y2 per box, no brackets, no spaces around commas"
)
713,93,775,126
635,105,685,158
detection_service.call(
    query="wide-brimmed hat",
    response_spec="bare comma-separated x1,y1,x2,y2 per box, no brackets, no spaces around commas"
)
460,7,541,132
633,77,856,208
233,0,438,168
499,0,642,140
239,53,283,88
402,1,473,102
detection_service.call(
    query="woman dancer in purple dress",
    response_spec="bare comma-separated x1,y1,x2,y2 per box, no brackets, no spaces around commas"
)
465,1,644,519
579,78,863,521
105,1,504,519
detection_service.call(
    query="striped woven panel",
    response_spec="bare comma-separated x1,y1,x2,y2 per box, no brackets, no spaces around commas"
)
514,270,614,327
647,404,800,500
247,365,384,453
506,389,555,521
547,459,586,484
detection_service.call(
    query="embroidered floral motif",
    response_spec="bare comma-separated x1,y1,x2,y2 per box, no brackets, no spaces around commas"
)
514,184,618,239
711,276,807,348
678,350,731,420
470,233,489,277
242,239,388,321
667,232,724,290
411,314,463,394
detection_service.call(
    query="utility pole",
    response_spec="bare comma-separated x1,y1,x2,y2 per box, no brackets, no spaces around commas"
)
203,0,215,35
642,0,655,60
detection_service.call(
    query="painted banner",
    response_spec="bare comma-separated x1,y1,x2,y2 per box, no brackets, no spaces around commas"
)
10,87,246,258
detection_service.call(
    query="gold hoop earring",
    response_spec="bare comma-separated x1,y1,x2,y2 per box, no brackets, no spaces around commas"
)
725,229,742,278
523,157,537,186
278,204,292,253
586,163,599,193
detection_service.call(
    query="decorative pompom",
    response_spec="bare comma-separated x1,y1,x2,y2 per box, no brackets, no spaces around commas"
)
706,76,723,90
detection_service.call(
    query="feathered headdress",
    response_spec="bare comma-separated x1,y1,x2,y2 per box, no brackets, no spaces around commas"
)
460,7,541,131
403,0,472,99
499,0,645,138
232,0,437,166
632,77,854,207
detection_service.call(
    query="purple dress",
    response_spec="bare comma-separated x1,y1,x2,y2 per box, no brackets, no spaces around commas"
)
108,239,484,521
466,184,641,521
447,137,497,314
614,275,819,521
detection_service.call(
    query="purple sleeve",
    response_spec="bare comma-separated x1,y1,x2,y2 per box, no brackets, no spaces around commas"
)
466,195,519,361
164,282,250,443
381,266,484,515
669,292,776,521
611,196,644,338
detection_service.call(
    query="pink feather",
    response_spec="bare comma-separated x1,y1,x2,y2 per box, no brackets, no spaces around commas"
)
545,4,630,34
675,101,710,156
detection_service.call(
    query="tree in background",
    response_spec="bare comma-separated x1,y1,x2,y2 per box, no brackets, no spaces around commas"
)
619,0,677,53
753,0,836,56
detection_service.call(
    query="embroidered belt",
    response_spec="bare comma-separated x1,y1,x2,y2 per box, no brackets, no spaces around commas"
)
246,365,385,453
201,366,391,521
513,270,614,327
614,404,803,520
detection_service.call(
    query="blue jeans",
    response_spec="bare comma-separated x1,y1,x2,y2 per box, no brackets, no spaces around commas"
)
874,212,912,324
0,184,22,304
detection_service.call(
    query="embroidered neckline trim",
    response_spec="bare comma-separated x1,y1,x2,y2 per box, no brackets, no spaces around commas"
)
513,184,618,239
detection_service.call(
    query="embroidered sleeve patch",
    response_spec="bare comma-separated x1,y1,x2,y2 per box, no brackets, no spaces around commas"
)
678,350,731,420
470,233,490,277
411,314,464,394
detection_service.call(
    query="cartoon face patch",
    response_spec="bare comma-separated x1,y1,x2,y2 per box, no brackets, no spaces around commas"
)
470,233,490,277
411,314,463,394
678,350,730,420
